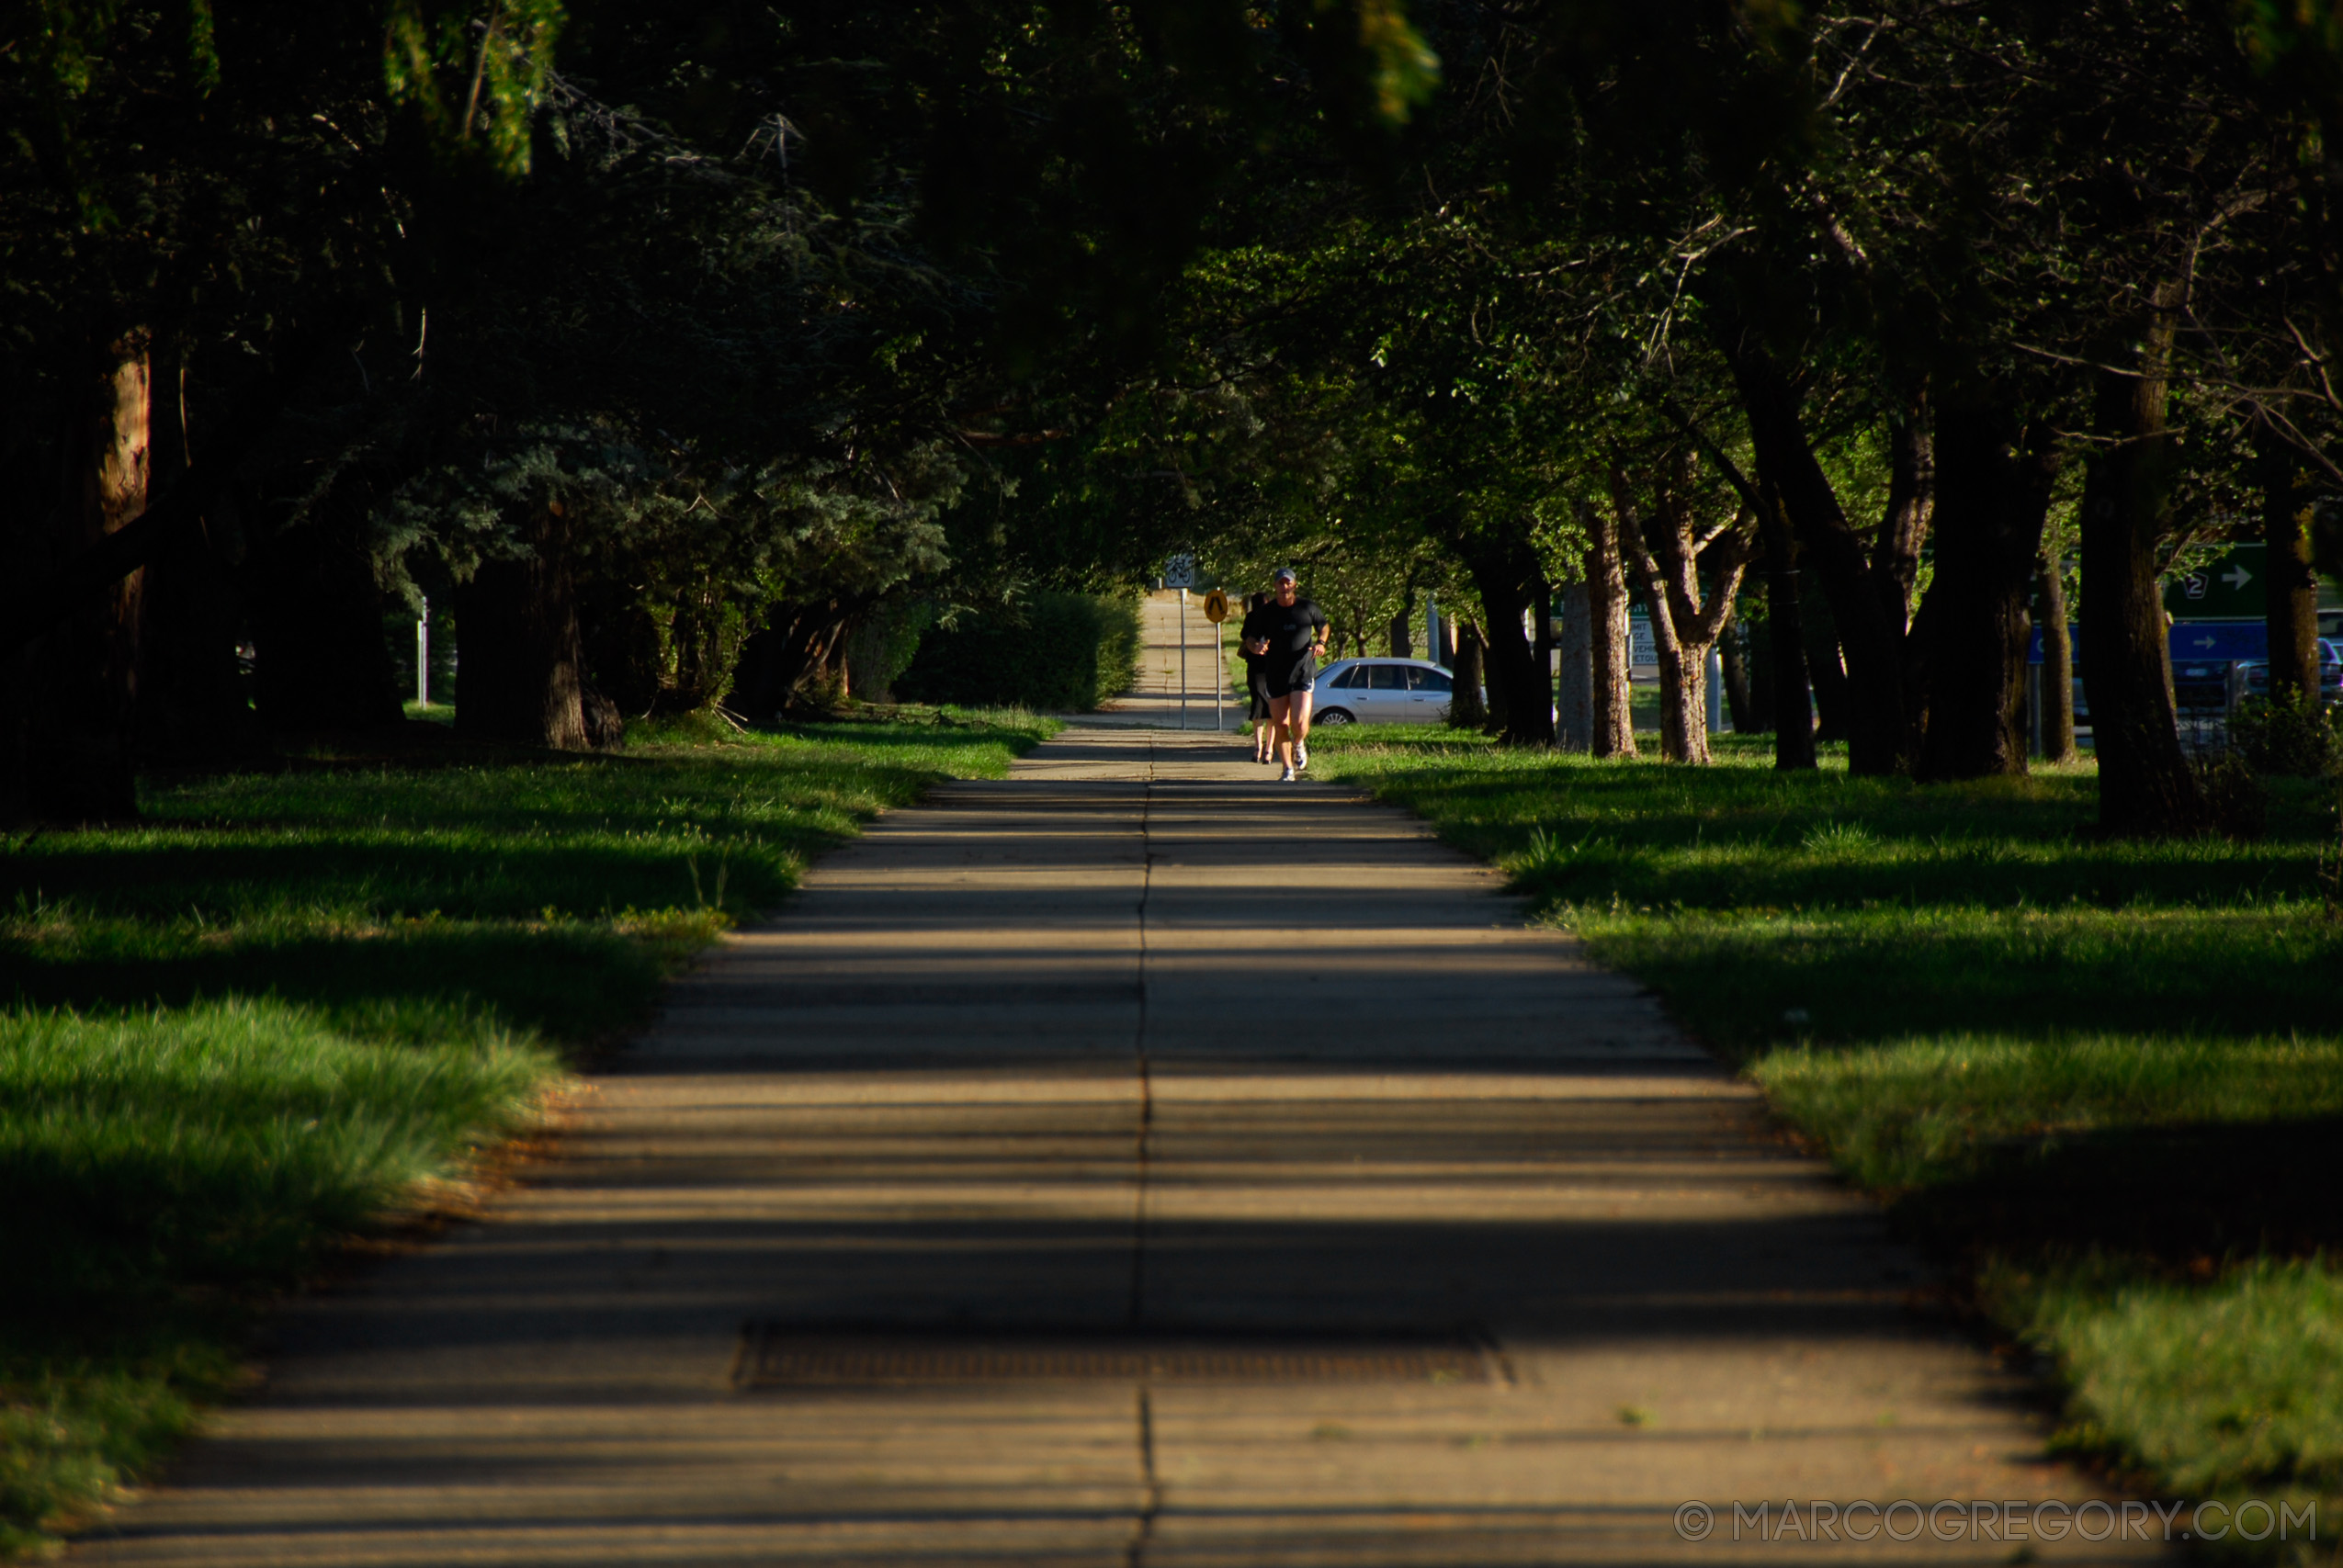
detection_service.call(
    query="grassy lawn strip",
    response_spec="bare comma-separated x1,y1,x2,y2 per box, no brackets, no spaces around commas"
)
0,707,1056,1557
1309,726,2343,1558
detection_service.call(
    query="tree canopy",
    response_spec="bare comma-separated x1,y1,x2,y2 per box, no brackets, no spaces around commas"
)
6,0,2341,830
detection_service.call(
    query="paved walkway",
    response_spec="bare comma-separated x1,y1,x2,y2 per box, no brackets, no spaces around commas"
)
83,730,2160,1566
1090,591,1237,730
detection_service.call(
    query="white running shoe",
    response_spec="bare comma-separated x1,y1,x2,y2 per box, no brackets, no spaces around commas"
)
1295,743,1308,770
1280,764,1297,782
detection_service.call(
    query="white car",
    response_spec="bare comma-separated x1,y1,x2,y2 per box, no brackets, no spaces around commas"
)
1311,658,1466,725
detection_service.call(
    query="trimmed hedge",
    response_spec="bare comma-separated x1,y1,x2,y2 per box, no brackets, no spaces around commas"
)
895,593,1140,712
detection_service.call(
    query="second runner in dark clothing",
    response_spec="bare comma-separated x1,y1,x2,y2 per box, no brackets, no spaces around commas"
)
1241,596,1330,696
1238,593,1273,723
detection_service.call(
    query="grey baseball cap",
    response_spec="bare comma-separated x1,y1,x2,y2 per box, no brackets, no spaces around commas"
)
1273,568,1297,583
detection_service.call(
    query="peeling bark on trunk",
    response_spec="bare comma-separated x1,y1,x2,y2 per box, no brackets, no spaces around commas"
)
2036,547,2077,764
1618,456,1753,765
451,503,588,749
2079,278,2203,837
1914,403,2059,782
2258,423,2322,705
1578,501,1636,758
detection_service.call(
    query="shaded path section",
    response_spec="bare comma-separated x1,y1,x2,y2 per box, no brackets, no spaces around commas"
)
79,730,2162,1566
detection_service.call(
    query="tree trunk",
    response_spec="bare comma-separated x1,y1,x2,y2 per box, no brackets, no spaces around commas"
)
2258,422,2322,704
1644,617,1704,764
1913,403,2059,782
1447,622,1489,728
1757,489,1815,768
1461,536,1555,746
1555,581,1593,750
726,597,853,723
2079,278,2203,837
2036,546,2077,763
1618,456,1752,766
581,586,665,717
662,591,730,713
1720,619,1757,733
1726,336,1913,773
1744,609,1778,732
1802,580,1851,744
1875,389,1935,632
451,503,588,748
1387,606,1413,659
1579,501,1636,757
7,341,152,822
246,485,407,734
135,346,261,761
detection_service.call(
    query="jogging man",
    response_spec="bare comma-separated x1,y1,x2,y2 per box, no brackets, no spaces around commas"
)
1239,569,1329,781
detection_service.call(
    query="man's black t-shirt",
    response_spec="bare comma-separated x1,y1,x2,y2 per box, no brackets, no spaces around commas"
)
1241,597,1330,692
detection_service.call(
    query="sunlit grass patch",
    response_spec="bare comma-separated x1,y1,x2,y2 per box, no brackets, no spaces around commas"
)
0,707,1056,1556
1752,1032,2343,1196
2011,1260,2343,1491
1306,727,2343,1557
5,999,555,1312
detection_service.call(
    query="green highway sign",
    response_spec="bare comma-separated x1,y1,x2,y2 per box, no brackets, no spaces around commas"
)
2166,544,2264,619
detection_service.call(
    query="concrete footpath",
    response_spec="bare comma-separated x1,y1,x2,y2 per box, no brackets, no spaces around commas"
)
1090,591,1237,730
80,730,2163,1566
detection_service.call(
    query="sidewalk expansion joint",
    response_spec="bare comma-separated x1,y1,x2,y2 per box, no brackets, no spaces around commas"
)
1129,735,1156,1328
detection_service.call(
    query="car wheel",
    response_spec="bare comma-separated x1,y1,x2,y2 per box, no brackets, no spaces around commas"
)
1316,707,1356,726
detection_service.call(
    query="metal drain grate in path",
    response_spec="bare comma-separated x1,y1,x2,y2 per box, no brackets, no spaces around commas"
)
735,1325,1503,1389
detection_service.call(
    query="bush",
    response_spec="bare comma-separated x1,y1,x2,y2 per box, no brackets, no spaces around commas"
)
894,593,1141,712
2231,694,2339,778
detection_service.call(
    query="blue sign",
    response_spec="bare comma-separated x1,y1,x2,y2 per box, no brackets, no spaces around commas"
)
2028,620,2269,666
2168,620,2267,662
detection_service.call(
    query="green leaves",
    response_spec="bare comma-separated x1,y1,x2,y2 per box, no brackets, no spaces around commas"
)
1353,0,1441,124
381,0,565,175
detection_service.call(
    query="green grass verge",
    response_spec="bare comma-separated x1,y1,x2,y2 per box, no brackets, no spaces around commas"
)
0,706,1057,1555
1309,725,2343,1560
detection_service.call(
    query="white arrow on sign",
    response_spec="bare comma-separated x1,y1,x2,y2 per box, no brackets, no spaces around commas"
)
2192,635,2217,649
2222,563,2253,591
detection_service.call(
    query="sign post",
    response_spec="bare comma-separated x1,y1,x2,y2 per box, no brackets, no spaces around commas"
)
1163,554,1200,731
416,594,431,708
1202,590,1231,730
